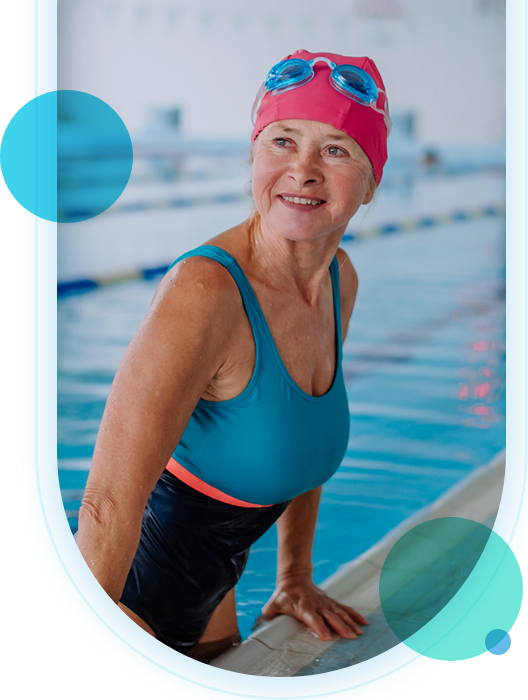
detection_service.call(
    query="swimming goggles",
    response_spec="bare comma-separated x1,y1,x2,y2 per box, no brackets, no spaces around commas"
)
251,56,392,135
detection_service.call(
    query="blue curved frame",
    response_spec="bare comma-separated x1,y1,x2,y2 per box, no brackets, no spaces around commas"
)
17,0,527,699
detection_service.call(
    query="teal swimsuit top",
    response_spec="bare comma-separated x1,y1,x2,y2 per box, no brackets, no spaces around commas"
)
169,245,350,505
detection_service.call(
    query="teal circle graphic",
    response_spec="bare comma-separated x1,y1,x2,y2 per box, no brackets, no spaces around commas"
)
485,629,511,655
379,517,523,661
0,90,132,222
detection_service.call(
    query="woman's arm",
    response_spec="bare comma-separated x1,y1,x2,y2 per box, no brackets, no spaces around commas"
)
262,488,368,640
76,256,245,603
260,247,365,640
275,487,322,585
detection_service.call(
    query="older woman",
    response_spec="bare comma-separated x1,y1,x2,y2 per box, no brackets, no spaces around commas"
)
76,49,390,664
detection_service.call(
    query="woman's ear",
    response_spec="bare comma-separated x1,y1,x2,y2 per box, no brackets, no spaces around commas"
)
362,181,377,205
362,164,378,205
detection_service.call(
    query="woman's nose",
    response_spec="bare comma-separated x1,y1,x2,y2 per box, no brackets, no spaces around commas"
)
288,149,323,185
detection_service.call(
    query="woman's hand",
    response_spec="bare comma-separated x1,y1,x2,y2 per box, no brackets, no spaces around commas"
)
261,575,369,641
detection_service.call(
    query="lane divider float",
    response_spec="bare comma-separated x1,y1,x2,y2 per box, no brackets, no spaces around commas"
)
58,203,505,296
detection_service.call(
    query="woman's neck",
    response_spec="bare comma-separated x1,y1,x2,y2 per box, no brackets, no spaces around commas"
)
246,214,343,306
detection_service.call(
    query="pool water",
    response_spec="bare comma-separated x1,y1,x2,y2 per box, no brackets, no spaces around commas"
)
58,182,505,641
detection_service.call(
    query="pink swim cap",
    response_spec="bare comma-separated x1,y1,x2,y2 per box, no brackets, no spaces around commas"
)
251,49,389,184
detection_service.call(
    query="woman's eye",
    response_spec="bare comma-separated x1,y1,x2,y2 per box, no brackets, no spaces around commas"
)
328,146,344,156
274,138,288,147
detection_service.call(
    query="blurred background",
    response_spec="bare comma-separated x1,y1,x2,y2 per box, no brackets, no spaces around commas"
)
57,0,506,641
56,0,506,280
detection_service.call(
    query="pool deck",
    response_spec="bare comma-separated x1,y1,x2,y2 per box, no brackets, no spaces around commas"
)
210,450,505,676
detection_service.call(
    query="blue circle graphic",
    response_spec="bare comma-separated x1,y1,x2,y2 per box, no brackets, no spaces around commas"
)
485,629,511,655
0,90,133,222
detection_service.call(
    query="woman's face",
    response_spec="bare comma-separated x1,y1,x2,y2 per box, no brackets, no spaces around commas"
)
251,119,376,243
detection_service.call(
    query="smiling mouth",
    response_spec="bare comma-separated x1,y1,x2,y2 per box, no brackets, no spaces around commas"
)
279,195,325,206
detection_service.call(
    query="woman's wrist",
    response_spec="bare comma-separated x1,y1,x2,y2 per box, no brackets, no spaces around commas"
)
276,565,313,587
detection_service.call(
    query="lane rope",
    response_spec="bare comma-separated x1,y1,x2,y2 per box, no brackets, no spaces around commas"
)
58,203,505,296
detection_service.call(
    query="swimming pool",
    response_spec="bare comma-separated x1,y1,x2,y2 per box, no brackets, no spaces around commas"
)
58,176,505,641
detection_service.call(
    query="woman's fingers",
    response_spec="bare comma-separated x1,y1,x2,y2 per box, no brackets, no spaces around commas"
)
264,595,329,637
330,603,367,632
325,609,363,639
304,601,369,639
261,585,370,642
260,610,276,621
301,610,334,641
322,610,360,639
261,600,281,620
338,603,370,626
302,609,359,641
300,602,361,641
324,601,369,629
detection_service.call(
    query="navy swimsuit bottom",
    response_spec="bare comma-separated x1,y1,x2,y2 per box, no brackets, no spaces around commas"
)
120,471,290,654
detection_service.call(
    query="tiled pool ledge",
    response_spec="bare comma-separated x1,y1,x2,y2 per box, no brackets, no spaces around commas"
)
210,450,505,676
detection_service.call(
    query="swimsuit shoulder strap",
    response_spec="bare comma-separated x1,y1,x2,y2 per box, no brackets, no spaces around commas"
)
329,255,343,363
168,246,342,362
167,245,268,341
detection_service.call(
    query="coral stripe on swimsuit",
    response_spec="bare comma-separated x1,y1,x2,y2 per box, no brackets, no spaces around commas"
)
166,457,271,508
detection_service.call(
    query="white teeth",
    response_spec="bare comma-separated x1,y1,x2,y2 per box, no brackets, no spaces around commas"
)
282,196,323,205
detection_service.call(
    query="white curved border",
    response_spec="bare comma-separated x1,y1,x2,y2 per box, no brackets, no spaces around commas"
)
34,0,528,700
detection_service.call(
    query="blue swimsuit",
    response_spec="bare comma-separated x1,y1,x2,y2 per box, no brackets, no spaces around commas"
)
169,245,350,505
121,245,350,654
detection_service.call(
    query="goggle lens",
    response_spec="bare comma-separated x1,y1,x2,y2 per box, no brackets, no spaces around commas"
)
252,58,389,133
332,65,378,104
266,59,312,92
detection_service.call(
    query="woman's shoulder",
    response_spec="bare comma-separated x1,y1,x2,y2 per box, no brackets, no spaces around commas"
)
166,251,237,286
150,251,245,327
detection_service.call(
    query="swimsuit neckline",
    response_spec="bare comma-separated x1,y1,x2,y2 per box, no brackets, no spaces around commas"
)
200,244,341,404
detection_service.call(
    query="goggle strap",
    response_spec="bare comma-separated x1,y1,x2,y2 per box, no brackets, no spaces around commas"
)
308,56,336,69
252,63,391,135
251,83,266,126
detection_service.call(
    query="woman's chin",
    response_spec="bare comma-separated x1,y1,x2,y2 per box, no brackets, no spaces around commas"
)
268,220,339,244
